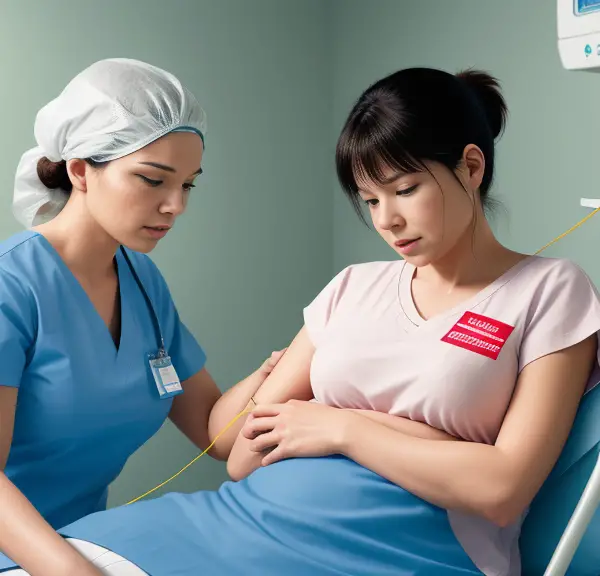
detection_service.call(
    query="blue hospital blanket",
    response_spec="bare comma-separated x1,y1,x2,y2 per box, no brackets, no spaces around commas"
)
23,456,480,575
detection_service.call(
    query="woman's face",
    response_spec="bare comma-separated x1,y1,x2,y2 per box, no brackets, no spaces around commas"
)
71,131,203,253
356,148,485,267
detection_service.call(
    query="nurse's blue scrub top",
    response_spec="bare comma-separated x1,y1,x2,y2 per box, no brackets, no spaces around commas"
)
0,230,206,530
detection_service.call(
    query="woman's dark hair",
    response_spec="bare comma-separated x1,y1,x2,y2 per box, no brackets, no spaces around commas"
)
335,67,508,220
37,157,104,192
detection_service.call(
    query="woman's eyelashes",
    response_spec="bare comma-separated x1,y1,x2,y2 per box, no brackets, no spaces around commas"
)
136,174,162,187
136,174,196,191
397,184,418,196
363,184,418,206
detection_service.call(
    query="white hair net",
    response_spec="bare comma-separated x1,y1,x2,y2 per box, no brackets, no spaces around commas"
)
13,58,207,228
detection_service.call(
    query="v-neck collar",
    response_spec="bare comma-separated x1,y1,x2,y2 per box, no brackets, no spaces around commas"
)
398,256,536,327
33,232,131,361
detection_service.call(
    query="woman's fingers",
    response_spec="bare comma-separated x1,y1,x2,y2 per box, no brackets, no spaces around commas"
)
250,431,280,453
261,444,286,466
242,416,278,439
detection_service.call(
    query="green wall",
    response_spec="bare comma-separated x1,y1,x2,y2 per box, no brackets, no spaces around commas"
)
331,0,600,287
0,0,333,506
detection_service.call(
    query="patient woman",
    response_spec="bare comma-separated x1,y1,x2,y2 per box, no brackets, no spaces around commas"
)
5,67,600,576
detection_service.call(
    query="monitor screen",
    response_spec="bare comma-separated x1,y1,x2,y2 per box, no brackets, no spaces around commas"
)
577,0,600,14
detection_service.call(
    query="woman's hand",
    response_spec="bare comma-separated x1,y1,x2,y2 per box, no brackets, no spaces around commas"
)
242,400,352,466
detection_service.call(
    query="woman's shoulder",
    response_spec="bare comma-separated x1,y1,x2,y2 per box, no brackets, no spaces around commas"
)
522,254,591,276
311,259,404,308
0,230,43,262
512,255,598,297
0,232,45,332
0,230,48,290
304,260,404,323
327,259,404,291
502,256,600,377
486,255,600,328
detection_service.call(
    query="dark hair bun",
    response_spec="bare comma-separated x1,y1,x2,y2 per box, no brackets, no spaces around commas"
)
456,69,507,139
36,157,72,192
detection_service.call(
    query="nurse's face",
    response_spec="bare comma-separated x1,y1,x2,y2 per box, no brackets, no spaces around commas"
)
356,152,484,267
83,131,203,253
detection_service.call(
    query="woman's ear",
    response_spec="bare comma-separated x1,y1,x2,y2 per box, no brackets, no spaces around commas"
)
66,159,88,192
461,144,485,191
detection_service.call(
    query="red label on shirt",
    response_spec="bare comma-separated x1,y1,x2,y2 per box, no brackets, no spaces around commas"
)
441,312,514,360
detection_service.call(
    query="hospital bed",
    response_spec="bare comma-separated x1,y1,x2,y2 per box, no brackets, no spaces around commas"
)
3,539,146,575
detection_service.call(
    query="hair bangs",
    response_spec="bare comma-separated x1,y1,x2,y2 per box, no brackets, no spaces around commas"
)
336,115,425,217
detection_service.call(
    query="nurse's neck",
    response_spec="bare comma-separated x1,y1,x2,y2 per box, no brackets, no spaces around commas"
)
34,200,119,282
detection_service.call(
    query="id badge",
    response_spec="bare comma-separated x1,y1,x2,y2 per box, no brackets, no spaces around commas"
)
149,352,183,399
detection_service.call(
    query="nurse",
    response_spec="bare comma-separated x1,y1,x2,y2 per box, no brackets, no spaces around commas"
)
0,58,282,576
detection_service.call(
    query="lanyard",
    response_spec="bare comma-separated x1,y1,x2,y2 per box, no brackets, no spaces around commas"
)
119,246,166,357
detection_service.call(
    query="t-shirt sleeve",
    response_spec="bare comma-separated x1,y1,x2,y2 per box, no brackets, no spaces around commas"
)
518,259,600,379
303,266,352,347
0,273,35,388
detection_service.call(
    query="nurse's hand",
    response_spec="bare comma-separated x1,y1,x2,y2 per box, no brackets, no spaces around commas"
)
243,400,351,466
255,348,287,379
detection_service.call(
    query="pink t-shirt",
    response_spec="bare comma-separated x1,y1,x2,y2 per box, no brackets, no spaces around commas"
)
303,256,600,576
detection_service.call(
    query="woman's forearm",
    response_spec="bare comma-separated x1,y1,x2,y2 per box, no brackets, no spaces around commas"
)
0,472,102,576
349,410,460,441
339,413,513,525
225,330,315,480
228,407,460,482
